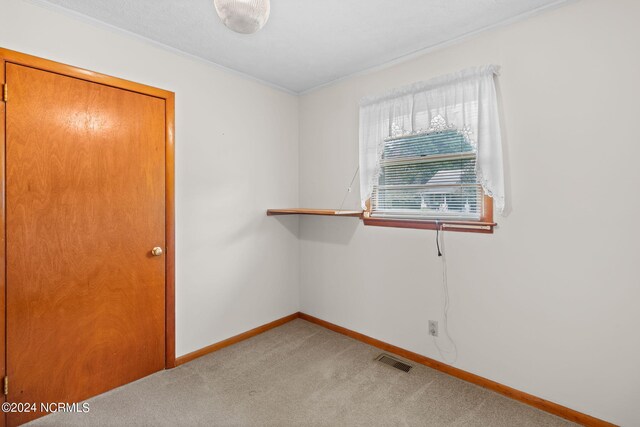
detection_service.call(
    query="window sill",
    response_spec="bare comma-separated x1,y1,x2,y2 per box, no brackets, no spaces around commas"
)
362,216,496,234
362,194,495,234
265,208,496,234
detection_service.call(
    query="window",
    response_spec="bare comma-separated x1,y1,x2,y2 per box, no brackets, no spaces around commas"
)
358,66,503,233
371,119,484,221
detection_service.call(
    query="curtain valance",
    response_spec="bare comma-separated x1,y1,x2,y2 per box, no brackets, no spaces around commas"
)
358,65,505,214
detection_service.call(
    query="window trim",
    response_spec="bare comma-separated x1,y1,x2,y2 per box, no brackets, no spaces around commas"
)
362,194,495,234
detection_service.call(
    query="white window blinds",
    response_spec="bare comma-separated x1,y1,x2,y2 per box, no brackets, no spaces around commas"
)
372,123,483,220
359,66,505,218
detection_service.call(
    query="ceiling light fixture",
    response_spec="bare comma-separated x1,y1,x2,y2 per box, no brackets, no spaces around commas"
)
213,0,271,35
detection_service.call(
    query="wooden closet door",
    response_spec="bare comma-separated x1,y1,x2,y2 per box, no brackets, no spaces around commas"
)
5,63,166,426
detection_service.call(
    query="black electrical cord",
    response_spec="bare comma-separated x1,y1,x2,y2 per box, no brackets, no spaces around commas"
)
436,223,442,257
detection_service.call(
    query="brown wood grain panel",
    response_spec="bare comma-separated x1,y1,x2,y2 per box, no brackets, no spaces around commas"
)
0,58,6,427
298,313,616,427
5,63,166,426
0,48,175,426
0,48,170,99
164,93,176,369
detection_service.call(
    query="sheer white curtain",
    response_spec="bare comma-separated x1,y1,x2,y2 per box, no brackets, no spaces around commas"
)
359,65,505,214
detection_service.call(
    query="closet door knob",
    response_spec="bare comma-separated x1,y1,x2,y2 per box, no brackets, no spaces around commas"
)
151,247,164,256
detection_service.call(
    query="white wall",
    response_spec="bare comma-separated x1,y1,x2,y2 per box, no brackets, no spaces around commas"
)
0,0,300,357
298,0,640,425
2,0,638,424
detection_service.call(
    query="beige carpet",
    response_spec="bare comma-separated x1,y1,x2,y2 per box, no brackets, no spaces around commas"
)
30,319,574,426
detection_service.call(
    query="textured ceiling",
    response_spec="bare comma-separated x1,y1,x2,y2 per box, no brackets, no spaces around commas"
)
37,0,568,93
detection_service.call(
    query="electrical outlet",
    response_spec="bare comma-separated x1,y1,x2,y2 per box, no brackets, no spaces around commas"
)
429,320,438,337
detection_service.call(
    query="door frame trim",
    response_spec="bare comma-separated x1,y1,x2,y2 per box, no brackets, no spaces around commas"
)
0,49,177,382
